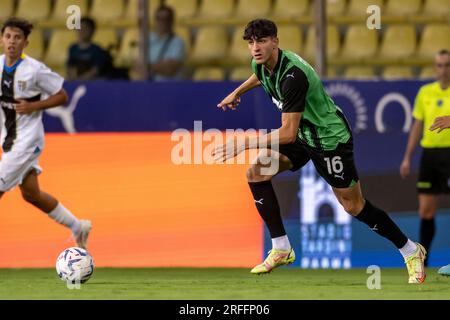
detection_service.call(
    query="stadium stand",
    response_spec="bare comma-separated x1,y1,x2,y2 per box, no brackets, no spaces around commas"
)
189,26,228,65
16,0,51,23
197,0,234,20
339,24,378,63
229,66,253,81
90,0,124,26
92,28,118,52
40,0,88,28
344,65,376,79
2,0,448,81
277,25,303,55
44,29,77,70
235,0,272,20
376,24,417,63
303,24,340,64
24,28,44,61
326,0,347,17
115,27,139,68
272,0,310,21
0,0,15,24
382,66,414,79
192,66,226,81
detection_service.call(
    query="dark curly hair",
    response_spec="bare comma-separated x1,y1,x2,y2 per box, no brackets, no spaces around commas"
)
1,17,34,39
243,19,277,41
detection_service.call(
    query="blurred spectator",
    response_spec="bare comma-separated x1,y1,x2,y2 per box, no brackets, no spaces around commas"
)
66,17,113,80
148,5,186,81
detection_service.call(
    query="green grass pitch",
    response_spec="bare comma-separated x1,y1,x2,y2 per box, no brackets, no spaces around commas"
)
0,268,449,300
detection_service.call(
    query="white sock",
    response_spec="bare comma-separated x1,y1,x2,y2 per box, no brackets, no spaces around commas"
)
48,202,81,235
272,235,291,250
399,239,417,259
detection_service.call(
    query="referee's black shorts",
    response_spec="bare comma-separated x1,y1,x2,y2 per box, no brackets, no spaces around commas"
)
417,147,450,194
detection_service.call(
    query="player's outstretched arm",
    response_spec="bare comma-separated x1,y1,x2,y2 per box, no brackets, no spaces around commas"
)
429,115,450,133
400,119,423,178
15,89,69,115
217,73,260,111
212,112,302,163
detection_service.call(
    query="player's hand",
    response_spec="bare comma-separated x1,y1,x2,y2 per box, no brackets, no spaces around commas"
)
212,139,244,163
217,93,241,111
429,116,450,133
400,158,410,179
14,99,37,115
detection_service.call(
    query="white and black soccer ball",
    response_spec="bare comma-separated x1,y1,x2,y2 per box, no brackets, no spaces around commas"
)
56,247,94,284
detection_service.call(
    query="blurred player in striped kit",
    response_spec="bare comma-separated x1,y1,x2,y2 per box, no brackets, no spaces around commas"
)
0,18,91,249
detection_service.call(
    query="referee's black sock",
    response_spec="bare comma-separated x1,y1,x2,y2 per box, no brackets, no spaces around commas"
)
420,218,435,266
248,180,286,238
355,199,408,248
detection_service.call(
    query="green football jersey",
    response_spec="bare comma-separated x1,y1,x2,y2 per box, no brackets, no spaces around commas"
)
251,49,351,151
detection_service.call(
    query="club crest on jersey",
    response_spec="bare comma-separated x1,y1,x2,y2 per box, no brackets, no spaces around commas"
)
272,97,283,110
18,80,27,92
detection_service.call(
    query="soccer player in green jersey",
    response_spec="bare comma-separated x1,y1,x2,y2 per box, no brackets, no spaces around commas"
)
212,19,426,283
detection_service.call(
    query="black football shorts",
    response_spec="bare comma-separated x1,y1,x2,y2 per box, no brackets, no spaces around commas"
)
279,138,359,189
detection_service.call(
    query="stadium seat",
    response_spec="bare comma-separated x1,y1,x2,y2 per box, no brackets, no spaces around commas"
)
24,29,44,61
44,29,78,68
339,25,378,62
419,66,436,79
272,0,310,20
417,24,450,58
48,0,89,23
327,0,346,17
384,0,421,16
90,0,124,25
16,0,50,22
92,29,118,52
165,0,198,20
235,0,272,19
229,66,253,81
197,0,235,20
0,0,15,23
116,28,139,67
347,0,384,15
229,28,251,65
344,66,376,79
119,0,161,27
190,26,228,64
174,26,192,57
325,66,338,79
423,0,450,15
49,65,67,78
304,25,340,63
378,24,416,60
382,66,413,79
192,67,225,81
278,25,303,55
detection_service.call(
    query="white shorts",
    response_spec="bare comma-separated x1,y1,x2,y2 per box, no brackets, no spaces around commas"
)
0,148,43,192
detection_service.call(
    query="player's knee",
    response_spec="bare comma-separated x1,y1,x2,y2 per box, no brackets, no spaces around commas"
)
21,191,41,205
246,165,272,183
419,208,435,219
340,199,361,216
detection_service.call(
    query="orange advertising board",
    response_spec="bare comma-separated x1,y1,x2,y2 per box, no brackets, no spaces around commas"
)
0,133,263,268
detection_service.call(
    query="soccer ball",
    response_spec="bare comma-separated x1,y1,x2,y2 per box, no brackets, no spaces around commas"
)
56,247,94,284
